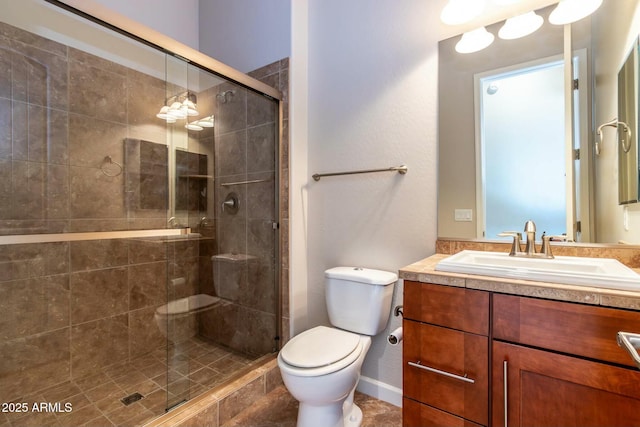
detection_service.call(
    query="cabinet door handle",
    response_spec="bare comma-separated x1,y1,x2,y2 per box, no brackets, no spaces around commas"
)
503,360,508,427
407,361,475,384
617,331,640,369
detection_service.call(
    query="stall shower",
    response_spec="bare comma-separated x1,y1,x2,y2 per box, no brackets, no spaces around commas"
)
0,1,282,426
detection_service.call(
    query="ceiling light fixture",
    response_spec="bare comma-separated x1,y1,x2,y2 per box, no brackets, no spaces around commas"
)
549,0,603,25
157,91,199,122
195,115,215,128
440,0,487,25
455,27,495,53
185,115,215,131
156,105,177,123
499,11,543,40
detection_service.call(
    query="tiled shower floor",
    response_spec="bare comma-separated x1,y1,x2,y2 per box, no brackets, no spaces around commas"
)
0,337,259,427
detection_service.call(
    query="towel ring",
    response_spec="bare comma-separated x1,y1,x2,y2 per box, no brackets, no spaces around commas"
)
101,156,123,177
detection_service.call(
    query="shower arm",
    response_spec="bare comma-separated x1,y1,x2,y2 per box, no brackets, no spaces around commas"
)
596,118,632,156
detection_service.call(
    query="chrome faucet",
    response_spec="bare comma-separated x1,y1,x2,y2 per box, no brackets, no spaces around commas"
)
500,220,560,259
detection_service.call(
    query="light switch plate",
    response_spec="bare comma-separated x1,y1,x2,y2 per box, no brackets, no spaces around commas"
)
454,209,473,222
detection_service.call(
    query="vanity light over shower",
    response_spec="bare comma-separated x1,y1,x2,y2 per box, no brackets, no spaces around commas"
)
156,90,216,131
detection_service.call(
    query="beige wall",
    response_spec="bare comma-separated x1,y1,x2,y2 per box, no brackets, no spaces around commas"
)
296,0,439,399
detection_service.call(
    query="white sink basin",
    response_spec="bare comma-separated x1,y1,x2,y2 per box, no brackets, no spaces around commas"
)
435,250,640,291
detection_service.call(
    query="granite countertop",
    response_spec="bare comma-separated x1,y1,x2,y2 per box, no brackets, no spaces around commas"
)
400,254,640,311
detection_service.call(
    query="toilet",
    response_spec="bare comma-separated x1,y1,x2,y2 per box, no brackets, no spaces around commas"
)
277,267,397,427
154,293,219,343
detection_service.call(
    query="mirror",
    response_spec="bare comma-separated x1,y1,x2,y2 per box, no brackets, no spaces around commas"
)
438,0,640,244
618,37,639,205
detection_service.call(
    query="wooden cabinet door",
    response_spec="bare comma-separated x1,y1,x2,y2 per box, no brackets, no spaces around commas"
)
404,320,488,426
492,341,640,427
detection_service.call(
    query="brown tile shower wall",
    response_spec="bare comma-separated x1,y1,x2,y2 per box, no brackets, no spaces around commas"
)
247,58,291,346
0,237,205,403
0,22,189,403
198,58,290,354
0,22,169,233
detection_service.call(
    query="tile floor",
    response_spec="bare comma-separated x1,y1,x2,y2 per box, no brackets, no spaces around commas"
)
224,385,402,427
0,338,260,427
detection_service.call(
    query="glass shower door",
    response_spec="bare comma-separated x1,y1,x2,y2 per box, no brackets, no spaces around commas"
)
163,58,280,409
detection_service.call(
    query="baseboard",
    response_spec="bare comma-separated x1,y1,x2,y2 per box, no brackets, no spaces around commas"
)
356,375,402,407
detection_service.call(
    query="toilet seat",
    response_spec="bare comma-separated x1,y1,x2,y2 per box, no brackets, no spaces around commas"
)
155,293,219,317
279,326,363,377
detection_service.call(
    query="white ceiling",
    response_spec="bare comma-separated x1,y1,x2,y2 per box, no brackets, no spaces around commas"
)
437,0,560,40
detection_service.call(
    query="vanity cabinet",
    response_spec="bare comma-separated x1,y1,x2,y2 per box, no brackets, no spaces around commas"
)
403,281,489,427
403,280,640,427
492,294,640,427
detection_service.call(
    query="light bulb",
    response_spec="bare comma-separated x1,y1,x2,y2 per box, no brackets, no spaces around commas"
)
455,27,495,54
156,105,177,123
167,101,186,119
499,12,543,40
183,99,199,116
196,116,215,128
549,0,603,25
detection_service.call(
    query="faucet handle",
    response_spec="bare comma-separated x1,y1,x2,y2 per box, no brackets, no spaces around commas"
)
498,231,522,256
540,234,554,258
540,233,567,259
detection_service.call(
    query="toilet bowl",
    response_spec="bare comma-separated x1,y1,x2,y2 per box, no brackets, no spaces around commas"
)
154,293,219,342
278,326,372,427
277,267,397,427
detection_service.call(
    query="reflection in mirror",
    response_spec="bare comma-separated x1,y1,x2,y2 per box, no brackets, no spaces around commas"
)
478,57,566,239
438,0,640,244
618,38,639,205
124,138,168,211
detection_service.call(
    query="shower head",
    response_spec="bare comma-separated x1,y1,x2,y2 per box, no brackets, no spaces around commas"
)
216,90,235,103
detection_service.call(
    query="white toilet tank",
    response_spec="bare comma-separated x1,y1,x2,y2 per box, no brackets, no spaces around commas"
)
325,267,397,336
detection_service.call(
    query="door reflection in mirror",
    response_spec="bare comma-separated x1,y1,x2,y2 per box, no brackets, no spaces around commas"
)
476,58,566,239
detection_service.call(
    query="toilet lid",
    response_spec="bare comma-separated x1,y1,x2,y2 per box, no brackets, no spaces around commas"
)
280,326,360,368
156,294,219,316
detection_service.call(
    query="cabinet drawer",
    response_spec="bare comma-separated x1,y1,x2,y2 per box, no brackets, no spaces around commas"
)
404,281,489,335
493,294,640,368
403,397,484,427
403,320,488,426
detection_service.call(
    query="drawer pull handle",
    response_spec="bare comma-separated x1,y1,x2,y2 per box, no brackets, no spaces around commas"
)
407,361,475,384
617,331,640,369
